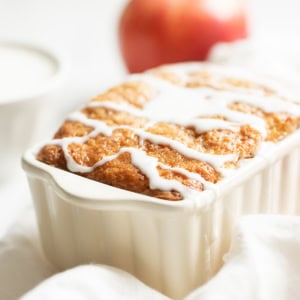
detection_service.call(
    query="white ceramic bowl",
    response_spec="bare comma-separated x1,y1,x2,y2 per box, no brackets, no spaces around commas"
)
0,41,66,181
22,127,300,299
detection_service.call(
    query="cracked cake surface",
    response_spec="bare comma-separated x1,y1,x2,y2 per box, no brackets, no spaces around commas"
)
37,63,300,201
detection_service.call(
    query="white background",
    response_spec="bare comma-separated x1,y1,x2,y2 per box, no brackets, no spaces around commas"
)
0,0,299,104
0,0,300,235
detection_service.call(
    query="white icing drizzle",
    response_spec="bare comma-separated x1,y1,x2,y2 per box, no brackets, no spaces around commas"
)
87,101,143,116
39,63,300,199
132,73,300,116
153,62,300,101
169,118,239,133
68,111,113,137
57,145,210,199
135,129,238,169
222,109,267,138
45,110,237,176
157,163,216,190
88,100,266,136
128,148,197,198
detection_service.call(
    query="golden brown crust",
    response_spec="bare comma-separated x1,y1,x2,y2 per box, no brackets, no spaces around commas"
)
81,107,148,128
152,68,277,95
37,144,204,201
147,69,184,86
37,65,299,201
191,73,275,95
143,141,221,183
197,125,261,159
37,145,66,170
228,102,300,142
91,81,155,109
68,129,139,167
54,121,93,139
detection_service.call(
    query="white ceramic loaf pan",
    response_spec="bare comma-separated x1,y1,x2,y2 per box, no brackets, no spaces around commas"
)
23,127,300,300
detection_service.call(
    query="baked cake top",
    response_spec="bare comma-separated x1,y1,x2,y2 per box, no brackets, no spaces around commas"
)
37,63,300,201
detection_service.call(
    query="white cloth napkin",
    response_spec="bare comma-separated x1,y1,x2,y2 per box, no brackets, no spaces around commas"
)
0,208,56,300
1,208,300,300
186,216,300,300
21,265,169,300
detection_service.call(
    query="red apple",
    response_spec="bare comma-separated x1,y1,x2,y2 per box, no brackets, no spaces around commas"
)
119,0,248,73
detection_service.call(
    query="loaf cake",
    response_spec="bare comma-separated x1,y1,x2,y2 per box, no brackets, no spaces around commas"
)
37,63,300,201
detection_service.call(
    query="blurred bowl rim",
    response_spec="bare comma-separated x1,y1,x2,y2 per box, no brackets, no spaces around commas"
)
0,39,68,105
